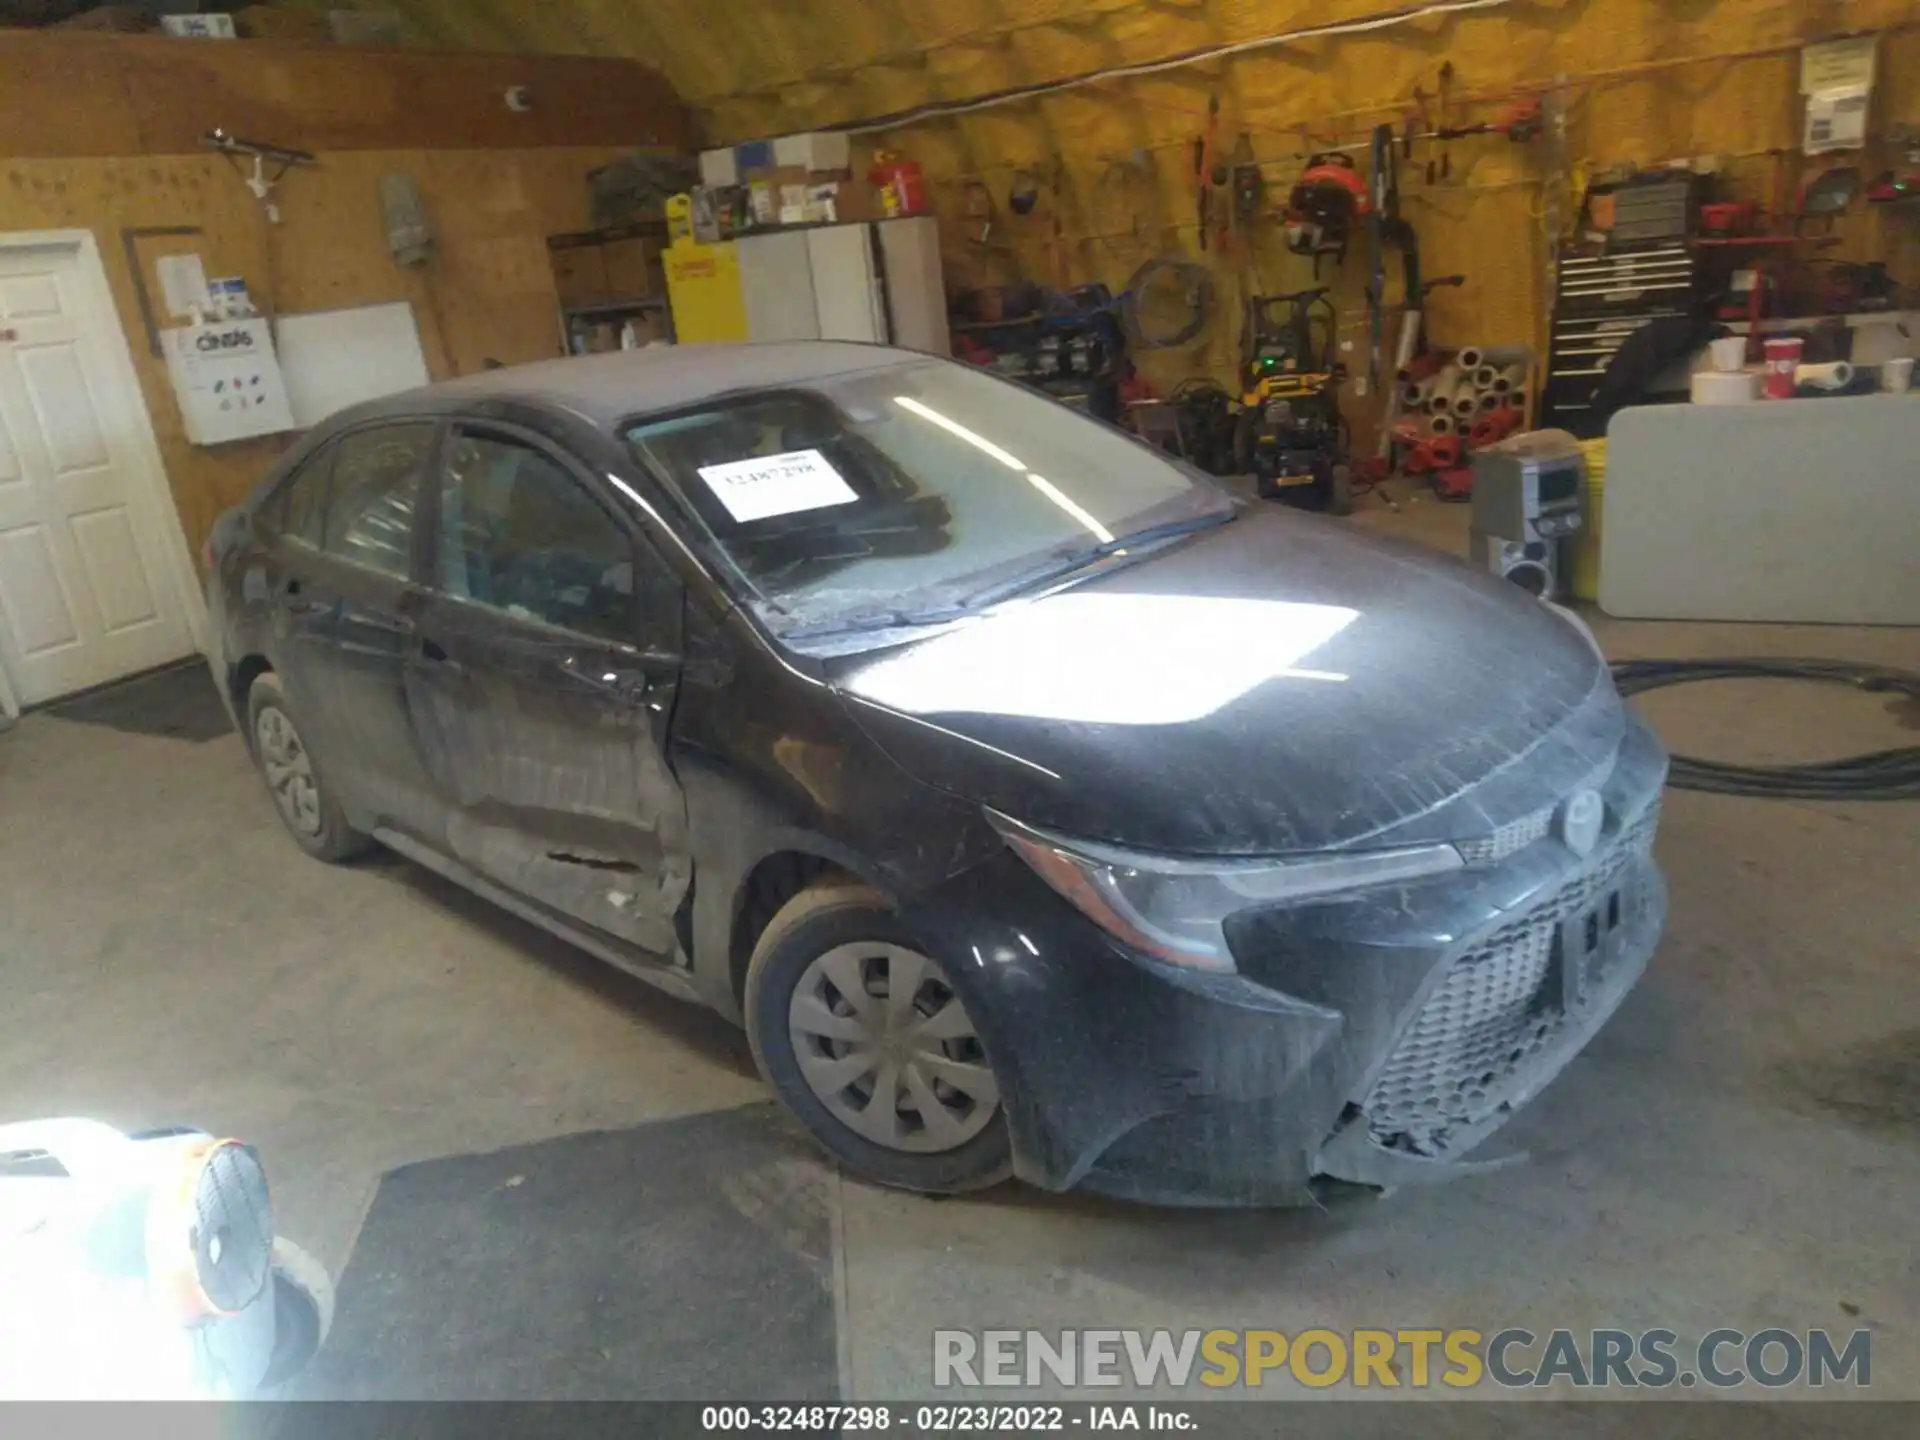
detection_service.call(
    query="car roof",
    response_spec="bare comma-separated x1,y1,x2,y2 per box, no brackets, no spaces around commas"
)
356,341,923,432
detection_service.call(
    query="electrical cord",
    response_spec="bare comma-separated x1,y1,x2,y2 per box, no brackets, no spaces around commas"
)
1609,658,1920,801
1120,256,1214,349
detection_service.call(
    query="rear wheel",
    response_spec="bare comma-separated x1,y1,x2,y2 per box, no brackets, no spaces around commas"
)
745,882,1012,1193
245,672,370,863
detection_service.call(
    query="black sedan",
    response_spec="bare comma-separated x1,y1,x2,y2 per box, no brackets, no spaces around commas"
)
205,343,1667,1205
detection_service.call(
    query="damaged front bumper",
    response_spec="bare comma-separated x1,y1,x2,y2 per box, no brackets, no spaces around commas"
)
901,718,1669,1207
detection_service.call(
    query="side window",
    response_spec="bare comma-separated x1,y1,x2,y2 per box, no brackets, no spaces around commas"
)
320,423,435,579
436,431,637,644
278,445,334,548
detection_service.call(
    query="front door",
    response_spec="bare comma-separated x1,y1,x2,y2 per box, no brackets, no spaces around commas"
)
406,424,690,956
268,420,444,841
0,238,195,704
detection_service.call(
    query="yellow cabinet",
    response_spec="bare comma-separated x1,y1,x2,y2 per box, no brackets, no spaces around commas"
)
662,237,749,345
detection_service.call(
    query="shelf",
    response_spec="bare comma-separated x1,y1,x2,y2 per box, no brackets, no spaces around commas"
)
563,298,668,318
950,314,1047,333
1695,235,1814,248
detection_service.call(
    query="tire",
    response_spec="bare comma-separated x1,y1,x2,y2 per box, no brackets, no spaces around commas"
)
1232,408,1256,477
245,672,371,863
1326,462,1354,516
744,882,1013,1194
258,1238,334,1391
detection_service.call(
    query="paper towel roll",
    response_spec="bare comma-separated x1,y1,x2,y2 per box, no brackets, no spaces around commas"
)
1691,369,1761,405
1797,361,1853,391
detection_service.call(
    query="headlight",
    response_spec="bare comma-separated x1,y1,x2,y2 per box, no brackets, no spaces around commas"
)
988,811,1463,972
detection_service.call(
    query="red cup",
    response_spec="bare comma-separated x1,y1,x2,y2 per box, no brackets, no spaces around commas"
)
1763,337,1803,399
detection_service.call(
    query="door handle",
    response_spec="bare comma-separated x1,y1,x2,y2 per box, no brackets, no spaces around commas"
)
562,657,660,703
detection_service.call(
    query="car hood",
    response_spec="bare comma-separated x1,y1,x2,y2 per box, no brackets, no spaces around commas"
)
826,506,1626,855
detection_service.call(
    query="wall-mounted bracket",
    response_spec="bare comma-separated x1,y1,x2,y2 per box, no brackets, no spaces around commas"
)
203,131,319,225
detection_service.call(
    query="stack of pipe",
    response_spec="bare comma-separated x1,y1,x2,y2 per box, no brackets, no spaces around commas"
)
1399,347,1528,443
1390,346,1531,493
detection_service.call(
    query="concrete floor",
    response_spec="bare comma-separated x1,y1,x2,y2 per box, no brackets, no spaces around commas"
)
3,496,1916,1407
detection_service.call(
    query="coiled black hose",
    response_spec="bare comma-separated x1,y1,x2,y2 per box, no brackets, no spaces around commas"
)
1609,658,1920,801
1120,256,1214,349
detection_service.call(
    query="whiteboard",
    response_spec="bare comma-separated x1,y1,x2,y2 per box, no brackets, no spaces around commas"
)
273,302,431,427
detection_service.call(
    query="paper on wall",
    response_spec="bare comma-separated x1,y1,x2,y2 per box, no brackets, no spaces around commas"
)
1805,91,1868,154
155,253,212,320
1800,36,1875,94
696,448,859,524
1801,35,1874,156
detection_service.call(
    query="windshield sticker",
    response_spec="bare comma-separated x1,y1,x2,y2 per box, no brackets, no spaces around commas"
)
695,448,860,524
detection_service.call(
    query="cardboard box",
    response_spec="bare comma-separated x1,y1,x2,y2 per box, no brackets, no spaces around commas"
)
602,231,665,299
829,178,882,223
54,5,157,31
735,140,776,174
773,131,851,173
235,5,332,41
328,8,405,46
578,321,623,354
747,181,778,226
699,148,740,188
626,310,671,346
161,13,238,38
548,236,609,307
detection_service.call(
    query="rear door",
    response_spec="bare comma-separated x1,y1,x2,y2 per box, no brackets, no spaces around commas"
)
267,420,444,841
406,421,691,956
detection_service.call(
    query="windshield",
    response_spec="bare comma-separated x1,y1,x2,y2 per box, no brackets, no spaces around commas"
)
623,359,1232,637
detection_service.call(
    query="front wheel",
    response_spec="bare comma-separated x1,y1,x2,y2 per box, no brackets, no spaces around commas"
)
744,883,1012,1194
245,673,371,863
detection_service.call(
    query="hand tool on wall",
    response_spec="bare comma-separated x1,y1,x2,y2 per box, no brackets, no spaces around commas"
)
1366,124,1395,390
1435,96,1545,149
1195,94,1221,250
1375,273,1465,467
1230,133,1264,223
963,181,996,246
1227,131,1264,255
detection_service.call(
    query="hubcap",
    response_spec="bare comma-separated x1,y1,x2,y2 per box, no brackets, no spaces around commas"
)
255,706,323,838
789,942,999,1154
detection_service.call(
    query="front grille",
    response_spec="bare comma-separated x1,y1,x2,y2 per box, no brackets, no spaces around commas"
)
1454,761,1614,869
1455,806,1553,867
1363,803,1659,1154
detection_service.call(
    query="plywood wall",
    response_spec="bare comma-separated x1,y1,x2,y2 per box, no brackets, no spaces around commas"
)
805,0,1920,400
0,33,689,559
349,0,1918,404
3,146,631,555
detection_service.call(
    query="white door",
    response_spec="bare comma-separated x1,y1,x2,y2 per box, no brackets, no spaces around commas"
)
0,239,196,705
806,226,887,343
876,216,950,356
738,232,821,342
